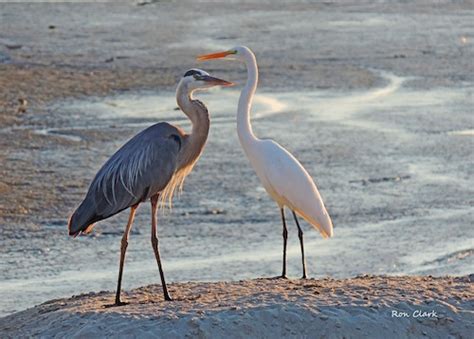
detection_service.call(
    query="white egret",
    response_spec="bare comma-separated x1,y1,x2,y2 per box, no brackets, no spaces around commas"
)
198,46,333,278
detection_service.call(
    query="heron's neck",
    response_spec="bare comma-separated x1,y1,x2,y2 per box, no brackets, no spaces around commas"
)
237,52,259,150
177,87,209,136
176,86,210,168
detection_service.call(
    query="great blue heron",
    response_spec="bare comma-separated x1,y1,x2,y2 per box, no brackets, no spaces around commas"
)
198,46,333,279
68,69,233,305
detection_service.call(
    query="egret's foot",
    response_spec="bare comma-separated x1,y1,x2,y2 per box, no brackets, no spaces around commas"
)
270,275,288,280
104,301,129,308
164,294,173,302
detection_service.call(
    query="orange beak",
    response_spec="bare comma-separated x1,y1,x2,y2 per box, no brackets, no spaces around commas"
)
197,50,234,61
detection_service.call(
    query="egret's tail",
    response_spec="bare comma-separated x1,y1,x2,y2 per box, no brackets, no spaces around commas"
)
68,200,97,237
296,208,333,239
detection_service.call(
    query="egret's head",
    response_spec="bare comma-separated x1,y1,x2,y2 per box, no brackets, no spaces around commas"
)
196,46,253,63
179,68,233,91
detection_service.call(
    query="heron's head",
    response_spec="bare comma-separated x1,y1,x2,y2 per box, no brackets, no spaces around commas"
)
196,46,253,63
179,68,233,91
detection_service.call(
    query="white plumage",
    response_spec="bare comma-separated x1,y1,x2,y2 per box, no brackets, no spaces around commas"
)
198,46,333,278
252,139,333,238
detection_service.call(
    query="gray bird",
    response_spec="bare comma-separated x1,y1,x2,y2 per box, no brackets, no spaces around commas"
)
68,69,233,306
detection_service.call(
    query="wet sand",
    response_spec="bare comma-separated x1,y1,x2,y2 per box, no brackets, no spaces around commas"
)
1,1,473,333
1,2,472,226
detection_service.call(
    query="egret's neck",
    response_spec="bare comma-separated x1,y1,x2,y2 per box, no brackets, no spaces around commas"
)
176,85,210,168
237,52,259,149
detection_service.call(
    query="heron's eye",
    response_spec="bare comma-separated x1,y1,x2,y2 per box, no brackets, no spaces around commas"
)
184,69,200,77
193,74,204,80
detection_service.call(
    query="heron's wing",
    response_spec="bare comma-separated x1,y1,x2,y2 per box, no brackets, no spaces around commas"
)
74,123,183,227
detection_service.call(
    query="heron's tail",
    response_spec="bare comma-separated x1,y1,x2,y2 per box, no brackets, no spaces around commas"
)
68,200,97,237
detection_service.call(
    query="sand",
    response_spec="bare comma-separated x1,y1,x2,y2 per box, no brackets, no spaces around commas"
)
1,275,472,338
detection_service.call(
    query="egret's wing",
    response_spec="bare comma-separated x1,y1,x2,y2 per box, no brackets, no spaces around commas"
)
260,140,333,238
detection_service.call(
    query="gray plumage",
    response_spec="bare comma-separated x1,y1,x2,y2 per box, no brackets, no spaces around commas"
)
68,122,182,236
68,68,230,237
67,68,232,305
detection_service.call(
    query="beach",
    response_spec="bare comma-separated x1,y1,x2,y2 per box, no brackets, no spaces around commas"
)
0,1,473,336
1,276,473,338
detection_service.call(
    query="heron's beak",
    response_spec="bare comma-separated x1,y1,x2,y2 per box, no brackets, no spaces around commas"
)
201,75,234,87
197,50,234,61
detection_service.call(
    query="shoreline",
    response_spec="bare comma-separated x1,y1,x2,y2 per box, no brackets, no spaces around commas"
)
1,275,472,338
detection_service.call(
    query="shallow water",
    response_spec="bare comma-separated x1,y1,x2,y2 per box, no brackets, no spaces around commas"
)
1,69,472,316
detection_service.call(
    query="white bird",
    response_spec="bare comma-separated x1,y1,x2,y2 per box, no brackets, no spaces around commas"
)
198,46,333,279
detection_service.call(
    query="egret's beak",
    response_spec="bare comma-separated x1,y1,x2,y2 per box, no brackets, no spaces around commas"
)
197,50,234,61
201,75,234,87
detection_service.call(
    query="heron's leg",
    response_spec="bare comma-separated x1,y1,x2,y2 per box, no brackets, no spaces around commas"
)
292,211,307,279
115,204,138,306
150,195,172,301
281,208,288,278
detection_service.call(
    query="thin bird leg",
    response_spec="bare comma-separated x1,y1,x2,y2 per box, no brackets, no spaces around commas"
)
280,208,288,278
115,204,138,306
150,195,172,301
292,211,307,279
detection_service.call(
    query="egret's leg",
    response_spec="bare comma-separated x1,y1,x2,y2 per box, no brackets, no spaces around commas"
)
115,204,138,306
150,195,172,301
281,208,288,278
292,211,307,279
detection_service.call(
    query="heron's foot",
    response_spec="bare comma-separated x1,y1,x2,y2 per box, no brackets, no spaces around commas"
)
301,275,308,280
164,294,173,302
104,301,129,308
